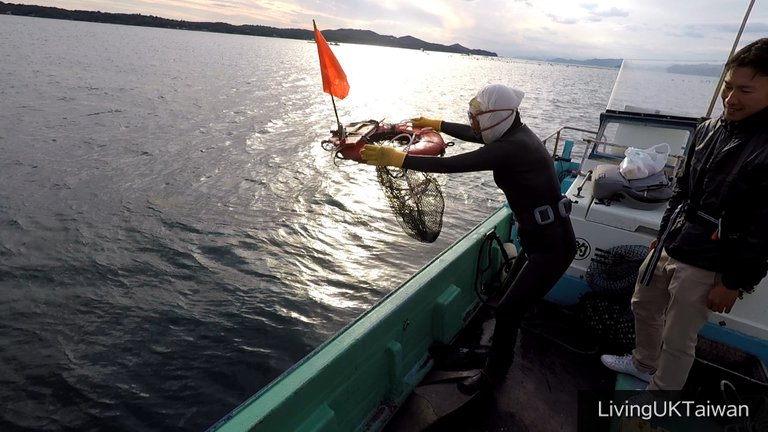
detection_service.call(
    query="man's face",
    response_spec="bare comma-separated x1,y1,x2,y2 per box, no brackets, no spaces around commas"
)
721,66,768,121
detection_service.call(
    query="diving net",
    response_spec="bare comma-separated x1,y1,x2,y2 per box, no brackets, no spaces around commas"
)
322,120,447,243
376,165,444,243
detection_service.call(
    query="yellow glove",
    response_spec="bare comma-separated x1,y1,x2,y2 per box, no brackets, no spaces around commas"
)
360,144,406,168
410,116,442,131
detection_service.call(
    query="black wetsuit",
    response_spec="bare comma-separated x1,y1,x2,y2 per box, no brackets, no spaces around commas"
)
403,116,577,386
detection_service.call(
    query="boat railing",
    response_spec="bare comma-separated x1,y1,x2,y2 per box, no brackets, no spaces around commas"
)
541,125,598,161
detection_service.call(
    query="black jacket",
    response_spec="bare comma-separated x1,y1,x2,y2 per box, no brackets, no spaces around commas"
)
402,117,574,253
660,108,768,290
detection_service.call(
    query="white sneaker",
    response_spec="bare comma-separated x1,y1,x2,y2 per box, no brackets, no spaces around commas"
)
600,354,653,382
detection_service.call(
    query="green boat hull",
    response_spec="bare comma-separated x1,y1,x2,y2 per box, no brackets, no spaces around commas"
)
208,207,514,432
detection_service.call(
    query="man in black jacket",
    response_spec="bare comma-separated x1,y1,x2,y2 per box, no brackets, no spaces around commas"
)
601,38,768,391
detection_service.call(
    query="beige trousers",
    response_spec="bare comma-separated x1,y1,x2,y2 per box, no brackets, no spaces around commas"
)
630,247,718,390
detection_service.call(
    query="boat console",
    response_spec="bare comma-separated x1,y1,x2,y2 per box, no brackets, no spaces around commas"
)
561,111,699,280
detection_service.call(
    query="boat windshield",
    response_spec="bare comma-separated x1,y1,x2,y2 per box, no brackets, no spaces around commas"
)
606,59,725,119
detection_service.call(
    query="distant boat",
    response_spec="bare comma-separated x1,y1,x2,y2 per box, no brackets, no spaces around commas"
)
308,39,336,45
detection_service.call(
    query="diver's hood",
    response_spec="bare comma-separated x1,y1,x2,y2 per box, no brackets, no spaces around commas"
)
470,84,525,143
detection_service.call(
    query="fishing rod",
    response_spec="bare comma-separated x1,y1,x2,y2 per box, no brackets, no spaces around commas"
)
706,0,755,118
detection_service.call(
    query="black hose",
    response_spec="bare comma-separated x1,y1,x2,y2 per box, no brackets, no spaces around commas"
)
474,229,512,306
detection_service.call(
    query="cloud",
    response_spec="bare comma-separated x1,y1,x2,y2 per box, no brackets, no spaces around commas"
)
548,14,580,25
543,2,628,26
591,7,628,18
579,2,628,18
12,0,768,61
668,20,768,41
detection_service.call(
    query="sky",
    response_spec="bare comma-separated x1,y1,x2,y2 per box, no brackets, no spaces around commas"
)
13,0,768,61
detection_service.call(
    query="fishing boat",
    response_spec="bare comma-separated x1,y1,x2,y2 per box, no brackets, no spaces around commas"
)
208,8,768,432
206,57,768,431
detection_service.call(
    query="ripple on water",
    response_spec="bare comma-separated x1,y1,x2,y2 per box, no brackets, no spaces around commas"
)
0,15,620,432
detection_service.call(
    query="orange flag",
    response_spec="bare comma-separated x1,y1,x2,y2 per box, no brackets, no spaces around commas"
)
313,20,349,100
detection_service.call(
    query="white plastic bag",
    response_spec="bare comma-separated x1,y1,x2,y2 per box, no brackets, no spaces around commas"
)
619,143,671,180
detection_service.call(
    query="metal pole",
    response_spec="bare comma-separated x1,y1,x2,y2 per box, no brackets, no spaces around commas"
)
330,94,344,142
706,0,755,117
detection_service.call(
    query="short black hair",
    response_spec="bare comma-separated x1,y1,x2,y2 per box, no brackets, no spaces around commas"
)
726,38,768,76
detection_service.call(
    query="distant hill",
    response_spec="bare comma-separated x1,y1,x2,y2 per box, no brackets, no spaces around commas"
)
667,63,723,77
322,30,496,56
547,58,623,68
543,58,724,76
0,2,497,57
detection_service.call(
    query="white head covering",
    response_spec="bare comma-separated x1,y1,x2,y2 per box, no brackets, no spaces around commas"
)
468,84,525,143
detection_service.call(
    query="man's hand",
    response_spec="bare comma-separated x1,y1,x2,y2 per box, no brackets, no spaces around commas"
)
707,281,739,313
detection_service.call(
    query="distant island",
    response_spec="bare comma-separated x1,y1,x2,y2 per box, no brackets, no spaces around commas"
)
667,63,723,77
547,58,622,68
539,58,723,76
0,2,497,57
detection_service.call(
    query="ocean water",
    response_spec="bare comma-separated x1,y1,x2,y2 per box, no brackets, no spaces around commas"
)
0,15,618,431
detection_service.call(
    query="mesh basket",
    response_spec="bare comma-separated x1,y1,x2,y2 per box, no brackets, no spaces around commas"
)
376,166,444,243
578,291,635,353
585,244,649,296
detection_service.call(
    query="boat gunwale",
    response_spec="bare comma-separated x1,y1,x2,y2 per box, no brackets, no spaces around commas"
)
208,205,514,431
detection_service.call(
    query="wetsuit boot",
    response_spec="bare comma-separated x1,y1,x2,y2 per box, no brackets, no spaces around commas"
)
457,353,514,395
457,326,516,395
